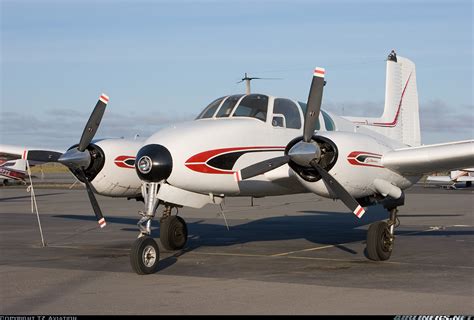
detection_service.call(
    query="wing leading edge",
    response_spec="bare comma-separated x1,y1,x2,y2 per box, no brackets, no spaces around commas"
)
382,140,474,175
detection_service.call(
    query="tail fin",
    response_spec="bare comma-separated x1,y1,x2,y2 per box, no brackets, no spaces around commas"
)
345,51,421,146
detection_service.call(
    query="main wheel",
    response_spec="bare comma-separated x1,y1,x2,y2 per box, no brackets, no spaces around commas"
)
366,221,393,261
130,236,160,275
160,216,188,251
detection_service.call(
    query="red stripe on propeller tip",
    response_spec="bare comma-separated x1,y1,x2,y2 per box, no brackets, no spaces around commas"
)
354,205,365,218
314,68,325,77
234,171,241,182
98,218,107,228
99,94,109,103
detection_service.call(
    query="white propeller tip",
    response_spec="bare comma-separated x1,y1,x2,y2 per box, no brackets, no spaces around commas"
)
314,67,325,78
98,218,107,228
353,205,365,218
99,94,110,104
234,171,242,182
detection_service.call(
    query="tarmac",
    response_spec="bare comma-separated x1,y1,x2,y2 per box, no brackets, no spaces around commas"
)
0,178,473,315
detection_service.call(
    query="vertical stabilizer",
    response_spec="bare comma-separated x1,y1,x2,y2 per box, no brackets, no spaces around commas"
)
344,51,421,146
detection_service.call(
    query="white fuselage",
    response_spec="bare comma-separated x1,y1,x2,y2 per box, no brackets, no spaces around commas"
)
90,97,420,203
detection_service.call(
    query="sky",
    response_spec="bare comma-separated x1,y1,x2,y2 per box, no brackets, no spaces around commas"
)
1,0,472,150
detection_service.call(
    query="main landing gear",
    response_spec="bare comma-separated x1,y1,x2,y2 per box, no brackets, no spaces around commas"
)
365,194,403,261
130,182,188,275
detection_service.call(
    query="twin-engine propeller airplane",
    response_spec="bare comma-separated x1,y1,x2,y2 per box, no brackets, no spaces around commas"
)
4,51,473,274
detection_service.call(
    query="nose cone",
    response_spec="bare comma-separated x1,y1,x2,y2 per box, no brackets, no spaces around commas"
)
288,141,321,167
58,148,91,169
135,144,173,182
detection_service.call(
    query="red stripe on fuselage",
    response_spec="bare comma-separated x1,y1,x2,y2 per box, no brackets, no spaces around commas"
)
185,146,286,175
185,146,285,163
347,151,384,168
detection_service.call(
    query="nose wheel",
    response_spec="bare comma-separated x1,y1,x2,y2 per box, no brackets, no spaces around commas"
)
130,236,160,275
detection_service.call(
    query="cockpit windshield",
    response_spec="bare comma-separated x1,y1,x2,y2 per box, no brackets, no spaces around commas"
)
196,97,225,119
216,95,243,118
196,94,269,122
232,94,268,122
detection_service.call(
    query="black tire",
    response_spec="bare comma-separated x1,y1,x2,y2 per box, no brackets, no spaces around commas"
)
130,236,160,275
366,221,392,261
160,216,188,251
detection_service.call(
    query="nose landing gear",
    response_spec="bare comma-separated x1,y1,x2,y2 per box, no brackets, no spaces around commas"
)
130,182,188,275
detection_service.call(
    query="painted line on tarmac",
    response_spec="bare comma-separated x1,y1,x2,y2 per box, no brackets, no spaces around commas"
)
271,244,344,257
188,251,474,269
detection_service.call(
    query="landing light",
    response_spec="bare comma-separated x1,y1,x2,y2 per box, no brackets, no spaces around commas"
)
137,156,153,174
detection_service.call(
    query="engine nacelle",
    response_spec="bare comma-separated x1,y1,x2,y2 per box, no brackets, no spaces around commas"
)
293,131,416,199
75,139,143,197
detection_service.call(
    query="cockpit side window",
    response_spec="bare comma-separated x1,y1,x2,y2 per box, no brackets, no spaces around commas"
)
196,96,226,119
232,94,268,122
273,98,301,129
216,94,244,118
297,101,320,130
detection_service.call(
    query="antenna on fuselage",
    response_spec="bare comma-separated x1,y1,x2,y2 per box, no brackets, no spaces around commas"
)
237,73,282,94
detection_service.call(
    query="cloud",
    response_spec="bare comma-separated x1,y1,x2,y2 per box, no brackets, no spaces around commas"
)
1,99,472,150
324,99,474,138
419,99,473,134
0,108,195,150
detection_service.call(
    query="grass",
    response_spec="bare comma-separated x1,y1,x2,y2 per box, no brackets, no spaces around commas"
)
30,163,70,174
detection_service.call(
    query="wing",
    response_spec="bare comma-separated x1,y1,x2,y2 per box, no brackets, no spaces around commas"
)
382,140,474,175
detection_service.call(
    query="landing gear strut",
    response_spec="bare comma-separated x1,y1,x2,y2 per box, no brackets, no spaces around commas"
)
130,182,188,274
130,182,161,274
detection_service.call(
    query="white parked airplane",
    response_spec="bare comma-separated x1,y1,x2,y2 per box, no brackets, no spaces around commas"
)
426,168,474,189
0,159,28,185
2,51,473,274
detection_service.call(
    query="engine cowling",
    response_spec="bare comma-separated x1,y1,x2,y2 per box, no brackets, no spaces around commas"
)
68,138,143,197
290,131,413,199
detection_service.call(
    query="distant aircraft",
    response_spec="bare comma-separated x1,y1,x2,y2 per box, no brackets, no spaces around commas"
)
426,168,474,189
1,50,473,274
0,159,28,185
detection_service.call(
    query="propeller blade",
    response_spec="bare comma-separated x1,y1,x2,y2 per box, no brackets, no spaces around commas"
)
78,94,109,152
77,169,107,228
310,161,365,219
26,150,63,163
303,67,325,142
236,155,290,181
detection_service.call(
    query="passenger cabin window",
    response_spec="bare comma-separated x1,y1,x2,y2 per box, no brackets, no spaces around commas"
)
232,94,268,122
297,102,320,130
273,98,302,129
216,94,243,118
196,96,226,119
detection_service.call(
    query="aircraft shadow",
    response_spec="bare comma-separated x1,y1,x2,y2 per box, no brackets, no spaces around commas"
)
54,205,472,264
0,192,67,202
